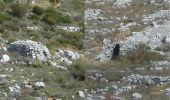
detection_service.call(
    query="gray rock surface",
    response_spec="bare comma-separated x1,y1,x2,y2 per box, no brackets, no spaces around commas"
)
8,40,51,61
9,83,21,97
122,74,170,85
164,88,170,97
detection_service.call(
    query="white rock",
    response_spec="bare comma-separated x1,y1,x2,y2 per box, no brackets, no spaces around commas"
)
34,82,45,88
64,50,80,60
34,97,42,100
79,91,85,98
164,88,170,96
132,93,142,99
60,57,72,65
9,83,21,97
0,54,10,63
2,47,7,51
56,65,68,70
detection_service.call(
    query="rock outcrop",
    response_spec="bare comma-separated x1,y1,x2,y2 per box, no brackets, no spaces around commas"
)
8,40,51,61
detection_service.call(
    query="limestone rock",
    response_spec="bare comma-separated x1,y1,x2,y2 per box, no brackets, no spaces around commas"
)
8,40,51,61
0,54,10,63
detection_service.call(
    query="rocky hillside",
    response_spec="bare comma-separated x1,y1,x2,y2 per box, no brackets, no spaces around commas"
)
0,0,170,100
84,0,170,100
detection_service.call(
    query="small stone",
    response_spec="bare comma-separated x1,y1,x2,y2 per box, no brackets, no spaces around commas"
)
2,47,7,51
79,91,85,98
34,82,45,89
0,54,10,63
132,93,142,99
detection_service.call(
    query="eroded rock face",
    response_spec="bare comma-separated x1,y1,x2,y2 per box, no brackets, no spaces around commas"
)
8,40,51,61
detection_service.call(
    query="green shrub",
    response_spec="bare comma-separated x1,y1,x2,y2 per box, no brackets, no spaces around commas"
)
32,6,44,15
69,62,85,81
0,13,12,24
29,14,40,20
32,60,45,68
44,16,57,25
43,7,72,25
49,0,60,6
11,3,30,17
45,29,84,50
0,1,6,11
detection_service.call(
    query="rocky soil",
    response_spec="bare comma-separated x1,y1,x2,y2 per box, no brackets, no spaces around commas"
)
84,0,170,100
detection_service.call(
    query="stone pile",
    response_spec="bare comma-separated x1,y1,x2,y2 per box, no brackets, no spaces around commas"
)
122,74,170,85
8,40,51,61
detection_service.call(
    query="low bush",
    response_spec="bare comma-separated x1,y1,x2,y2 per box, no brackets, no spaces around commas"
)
43,7,72,25
0,1,6,11
32,60,45,68
126,44,165,64
29,14,40,20
69,62,85,81
11,3,30,18
32,6,44,15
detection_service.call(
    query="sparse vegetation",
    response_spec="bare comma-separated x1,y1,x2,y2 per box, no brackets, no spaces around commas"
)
32,60,45,68
69,62,85,81
43,7,72,25
10,3,30,18
110,44,167,67
0,13,12,24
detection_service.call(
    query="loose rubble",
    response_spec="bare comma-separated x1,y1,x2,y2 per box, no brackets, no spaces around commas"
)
9,83,21,97
122,74,170,85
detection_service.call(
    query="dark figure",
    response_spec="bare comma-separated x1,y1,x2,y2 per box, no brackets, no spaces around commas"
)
111,43,120,59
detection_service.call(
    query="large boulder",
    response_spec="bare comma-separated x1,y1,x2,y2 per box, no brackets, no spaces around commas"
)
8,40,51,61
